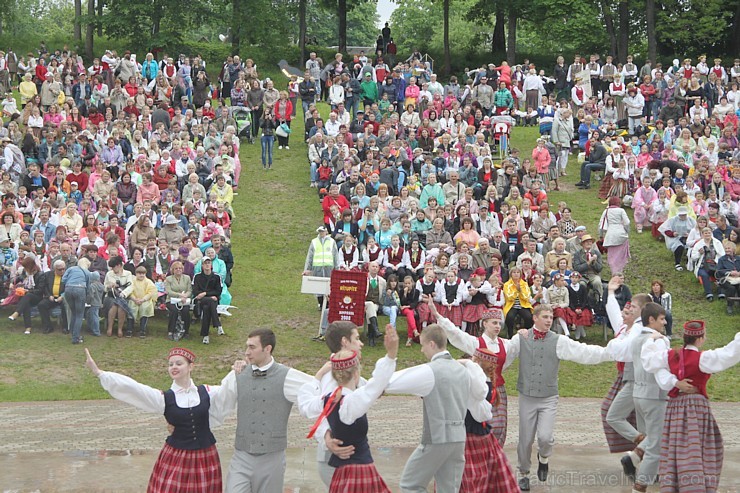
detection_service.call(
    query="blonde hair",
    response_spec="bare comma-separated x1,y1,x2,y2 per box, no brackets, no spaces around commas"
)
331,349,360,385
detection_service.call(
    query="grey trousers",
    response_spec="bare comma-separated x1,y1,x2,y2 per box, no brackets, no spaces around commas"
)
633,397,667,486
517,394,558,475
606,381,643,442
400,442,466,493
225,449,286,493
316,447,333,489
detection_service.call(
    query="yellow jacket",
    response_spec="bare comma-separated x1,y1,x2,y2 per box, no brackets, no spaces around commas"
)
502,278,532,315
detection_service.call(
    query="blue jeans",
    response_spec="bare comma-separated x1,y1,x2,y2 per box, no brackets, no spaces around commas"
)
651,100,662,121
580,162,605,184
697,268,715,297
310,162,319,182
65,286,87,343
261,135,274,166
86,305,100,336
302,99,312,117
347,97,359,118
382,306,398,328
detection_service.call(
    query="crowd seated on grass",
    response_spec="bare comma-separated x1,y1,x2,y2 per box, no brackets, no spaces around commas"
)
304,49,740,345
1,46,236,344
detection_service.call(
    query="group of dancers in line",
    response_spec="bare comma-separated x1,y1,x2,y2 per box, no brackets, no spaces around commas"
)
83,275,739,493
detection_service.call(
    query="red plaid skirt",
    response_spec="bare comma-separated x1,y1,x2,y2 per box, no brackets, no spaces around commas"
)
600,372,638,453
552,307,568,320
490,385,508,446
463,303,487,323
437,303,463,327
659,394,724,493
416,302,436,324
329,463,391,493
565,307,593,326
460,433,519,493
148,443,222,493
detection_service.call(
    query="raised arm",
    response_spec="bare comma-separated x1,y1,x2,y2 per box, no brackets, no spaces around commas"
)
86,349,165,413
430,298,478,354
340,330,399,424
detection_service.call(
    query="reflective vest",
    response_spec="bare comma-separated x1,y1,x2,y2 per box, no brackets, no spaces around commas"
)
311,237,334,267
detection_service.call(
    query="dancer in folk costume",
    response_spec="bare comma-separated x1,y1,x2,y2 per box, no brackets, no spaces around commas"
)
434,269,465,328
463,267,493,336
604,286,655,478
433,300,512,446
505,304,613,491
601,277,650,457
627,302,671,493
460,347,519,493
308,330,400,493
415,269,439,327
389,324,489,493
641,322,740,493
298,321,366,489
85,348,230,493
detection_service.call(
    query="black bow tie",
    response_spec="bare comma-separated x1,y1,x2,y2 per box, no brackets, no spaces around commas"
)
252,369,267,377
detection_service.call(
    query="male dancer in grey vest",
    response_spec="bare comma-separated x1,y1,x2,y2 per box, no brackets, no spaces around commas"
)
504,304,613,491
604,280,652,478
630,302,686,493
221,328,313,493
388,324,490,493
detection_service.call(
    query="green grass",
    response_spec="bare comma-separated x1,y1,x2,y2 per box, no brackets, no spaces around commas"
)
0,90,737,402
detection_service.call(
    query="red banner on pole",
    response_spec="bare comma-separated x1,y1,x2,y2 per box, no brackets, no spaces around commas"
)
328,270,368,327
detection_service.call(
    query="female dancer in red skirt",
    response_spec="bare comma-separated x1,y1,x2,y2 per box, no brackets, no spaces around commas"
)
460,347,519,493
84,347,229,493
641,322,740,493
430,299,512,447
310,330,399,492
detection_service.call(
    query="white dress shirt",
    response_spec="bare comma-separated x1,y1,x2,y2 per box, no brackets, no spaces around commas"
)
641,333,740,391
98,371,232,428
438,315,512,361
504,331,613,370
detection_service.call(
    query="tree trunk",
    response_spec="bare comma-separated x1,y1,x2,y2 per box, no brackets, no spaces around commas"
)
85,0,94,60
74,0,82,42
506,12,517,65
492,8,506,54
732,0,740,55
617,0,629,62
443,0,451,75
299,0,307,66
97,0,103,37
645,0,656,63
601,0,617,57
231,0,241,54
338,0,347,53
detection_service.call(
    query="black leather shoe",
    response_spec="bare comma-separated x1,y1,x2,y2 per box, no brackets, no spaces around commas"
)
621,453,636,480
518,476,530,491
43,326,53,334
537,455,549,482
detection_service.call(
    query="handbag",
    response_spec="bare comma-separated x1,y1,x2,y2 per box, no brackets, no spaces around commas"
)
275,123,291,138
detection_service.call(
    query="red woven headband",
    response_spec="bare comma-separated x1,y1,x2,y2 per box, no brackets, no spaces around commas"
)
683,320,705,337
331,351,359,371
169,347,196,363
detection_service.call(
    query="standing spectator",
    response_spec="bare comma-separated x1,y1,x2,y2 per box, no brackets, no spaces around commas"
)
598,197,631,275
193,257,222,345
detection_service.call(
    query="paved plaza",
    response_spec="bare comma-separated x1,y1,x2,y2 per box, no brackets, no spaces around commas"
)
2,396,739,492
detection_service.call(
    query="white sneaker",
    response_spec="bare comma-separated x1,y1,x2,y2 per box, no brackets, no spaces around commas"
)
285,146,290,150
202,336,210,344
217,326,225,336
278,145,283,150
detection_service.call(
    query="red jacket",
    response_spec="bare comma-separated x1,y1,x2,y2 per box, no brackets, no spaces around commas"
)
273,99,293,122
321,194,350,224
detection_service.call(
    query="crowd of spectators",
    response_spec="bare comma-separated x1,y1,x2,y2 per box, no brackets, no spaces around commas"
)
302,49,740,345
2,45,238,345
